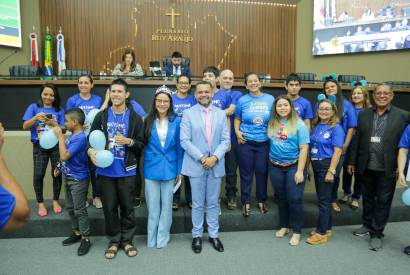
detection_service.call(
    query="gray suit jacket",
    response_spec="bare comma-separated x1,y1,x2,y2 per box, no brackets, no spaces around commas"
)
180,104,230,178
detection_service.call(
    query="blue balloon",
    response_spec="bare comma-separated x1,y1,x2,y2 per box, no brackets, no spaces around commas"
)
96,150,114,168
39,129,58,149
86,109,100,125
402,188,410,206
89,130,106,150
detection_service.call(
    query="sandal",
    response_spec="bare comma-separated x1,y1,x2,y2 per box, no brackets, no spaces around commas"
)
242,203,251,217
123,243,138,257
257,202,268,214
105,244,119,259
350,199,359,209
275,228,290,238
331,202,341,213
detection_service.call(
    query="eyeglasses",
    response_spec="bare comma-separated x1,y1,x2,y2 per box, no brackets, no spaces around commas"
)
318,107,333,111
155,99,170,104
374,91,392,96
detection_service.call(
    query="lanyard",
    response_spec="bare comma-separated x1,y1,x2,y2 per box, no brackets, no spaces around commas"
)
110,107,128,155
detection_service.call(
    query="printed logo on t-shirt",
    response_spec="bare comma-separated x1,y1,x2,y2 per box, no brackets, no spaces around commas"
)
276,123,288,141
253,116,263,125
323,132,330,139
107,122,126,159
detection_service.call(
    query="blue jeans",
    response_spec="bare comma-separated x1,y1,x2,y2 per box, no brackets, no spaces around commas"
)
269,163,306,233
312,159,333,234
145,179,174,248
331,154,344,202
190,173,222,238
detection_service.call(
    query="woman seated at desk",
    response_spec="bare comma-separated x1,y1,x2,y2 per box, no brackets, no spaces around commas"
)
112,48,144,77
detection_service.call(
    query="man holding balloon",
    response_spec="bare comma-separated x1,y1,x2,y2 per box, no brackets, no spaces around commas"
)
87,79,144,259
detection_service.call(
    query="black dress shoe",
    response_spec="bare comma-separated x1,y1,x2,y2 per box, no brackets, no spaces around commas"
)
77,238,91,256
62,233,81,246
192,237,202,254
404,245,410,255
208,237,224,252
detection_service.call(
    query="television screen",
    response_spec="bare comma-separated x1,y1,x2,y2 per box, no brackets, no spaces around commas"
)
313,0,410,55
0,0,22,48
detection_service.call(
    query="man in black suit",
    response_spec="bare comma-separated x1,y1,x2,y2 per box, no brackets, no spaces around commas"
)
348,83,410,251
165,51,192,77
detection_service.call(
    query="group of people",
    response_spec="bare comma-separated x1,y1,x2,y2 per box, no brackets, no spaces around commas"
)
1,65,410,259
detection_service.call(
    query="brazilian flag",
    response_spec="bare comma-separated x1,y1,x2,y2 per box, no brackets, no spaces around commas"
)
44,28,53,76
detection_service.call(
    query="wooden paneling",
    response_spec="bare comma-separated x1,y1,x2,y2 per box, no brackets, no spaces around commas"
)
39,0,296,78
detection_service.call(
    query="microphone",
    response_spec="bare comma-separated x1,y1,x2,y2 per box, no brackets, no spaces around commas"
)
0,49,18,66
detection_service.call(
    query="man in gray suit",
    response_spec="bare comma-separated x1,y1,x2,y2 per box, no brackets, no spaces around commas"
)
180,81,230,254
348,83,410,251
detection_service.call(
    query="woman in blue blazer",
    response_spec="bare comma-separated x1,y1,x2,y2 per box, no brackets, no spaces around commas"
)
143,86,183,248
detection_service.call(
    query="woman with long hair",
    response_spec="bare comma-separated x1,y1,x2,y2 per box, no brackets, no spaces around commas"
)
22,83,65,216
340,84,371,209
268,96,309,246
321,76,357,213
112,48,144,77
143,86,183,248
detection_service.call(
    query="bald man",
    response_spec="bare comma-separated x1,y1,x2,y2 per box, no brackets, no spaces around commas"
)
218,69,243,209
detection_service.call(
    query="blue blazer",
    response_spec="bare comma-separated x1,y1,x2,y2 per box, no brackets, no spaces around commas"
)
180,104,230,178
143,116,183,181
165,64,192,77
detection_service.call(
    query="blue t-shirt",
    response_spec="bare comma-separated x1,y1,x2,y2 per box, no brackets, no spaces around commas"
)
65,93,102,115
212,89,231,110
310,123,345,159
22,104,65,143
171,93,197,116
354,106,363,118
398,124,410,166
293,96,314,121
314,99,357,134
269,120,310,164
0,185,16,230
61,132,89,181
221,89,243,144
96,108,136,178
235,93,275,142
130,100,146,118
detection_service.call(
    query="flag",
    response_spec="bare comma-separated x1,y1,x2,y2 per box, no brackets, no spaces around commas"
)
29,31,39,67
56,31,66,75
44,27,53,76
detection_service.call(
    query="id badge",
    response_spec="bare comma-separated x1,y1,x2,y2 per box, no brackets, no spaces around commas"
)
311,148,318,154
370,136,381,143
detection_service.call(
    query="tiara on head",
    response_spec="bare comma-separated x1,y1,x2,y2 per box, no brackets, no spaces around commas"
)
155,85,172,95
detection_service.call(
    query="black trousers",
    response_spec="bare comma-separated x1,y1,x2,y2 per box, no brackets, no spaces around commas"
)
133,157,143,199
224,143,238,199
361,169,396,238
32,143,62,203
99,175,137,245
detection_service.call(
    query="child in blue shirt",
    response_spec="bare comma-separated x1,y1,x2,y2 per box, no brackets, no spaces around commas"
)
22,83,64,217
53,108,91,256
66,75,103,208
